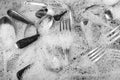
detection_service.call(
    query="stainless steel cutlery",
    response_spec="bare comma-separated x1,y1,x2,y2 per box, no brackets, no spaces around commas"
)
0,16,13,25
35,7,48,19
7,9,34,25
16,33,40,49
86,46,106,63
84,25,120,64
102,25,120,45
60,18,71,32
53,11,67,21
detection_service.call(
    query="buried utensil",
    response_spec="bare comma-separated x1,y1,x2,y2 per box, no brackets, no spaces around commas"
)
17,64,32,80
101,25,120,45
87,46,106,63
81,45,106,67
59,18,71,32
7,9,34,25
37,15,54,35
24,1,55,16
0,16,13,25
53,11,67,21
15,33,40,49
104,9,113,20
24,1,47,6
35,7,48,19
0,16,16,49
0,16,16,65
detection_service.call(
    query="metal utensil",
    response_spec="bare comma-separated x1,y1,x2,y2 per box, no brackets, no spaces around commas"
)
7,9,34,25
17,64,31,80
60,18,71,32
35,7,48,19
102,25,120,45
24,1,47,6
104,10,113,20
86,45,106,63
53,11,67,21
16,33,40,49
0,16,13,25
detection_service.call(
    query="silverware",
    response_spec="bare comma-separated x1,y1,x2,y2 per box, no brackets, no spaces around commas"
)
7,9,34,25
24,1,47,6
16,33,40,49
17,64,32,80
0,16,13,25
86,46,106,63
53,11,67,21
0,16,17,35
102,25,120,45
35,7,48,19
60,18,71,31
104,10,113,20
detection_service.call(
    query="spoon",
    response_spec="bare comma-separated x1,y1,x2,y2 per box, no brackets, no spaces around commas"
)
16,33,40,49
104,9,113,20
17,64,32,80
53,11,67,21
7,9,34,25
35,7,48,19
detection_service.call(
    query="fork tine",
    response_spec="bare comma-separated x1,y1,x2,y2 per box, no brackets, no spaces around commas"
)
62,20,66,30
65,19,68,30
60,19,66,31
69,19,71,31
60,20,62,31
65,19,71,31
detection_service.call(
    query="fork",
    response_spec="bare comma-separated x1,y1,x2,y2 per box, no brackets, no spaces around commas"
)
59,18,73,48
84,27,119,64
58,18,73,64
102,25,120,45
85,45,106,64
84,25,120,65
88,46,106,63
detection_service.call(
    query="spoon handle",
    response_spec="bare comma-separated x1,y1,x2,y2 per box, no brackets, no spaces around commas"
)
16,34,40,49
7,9,34,25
